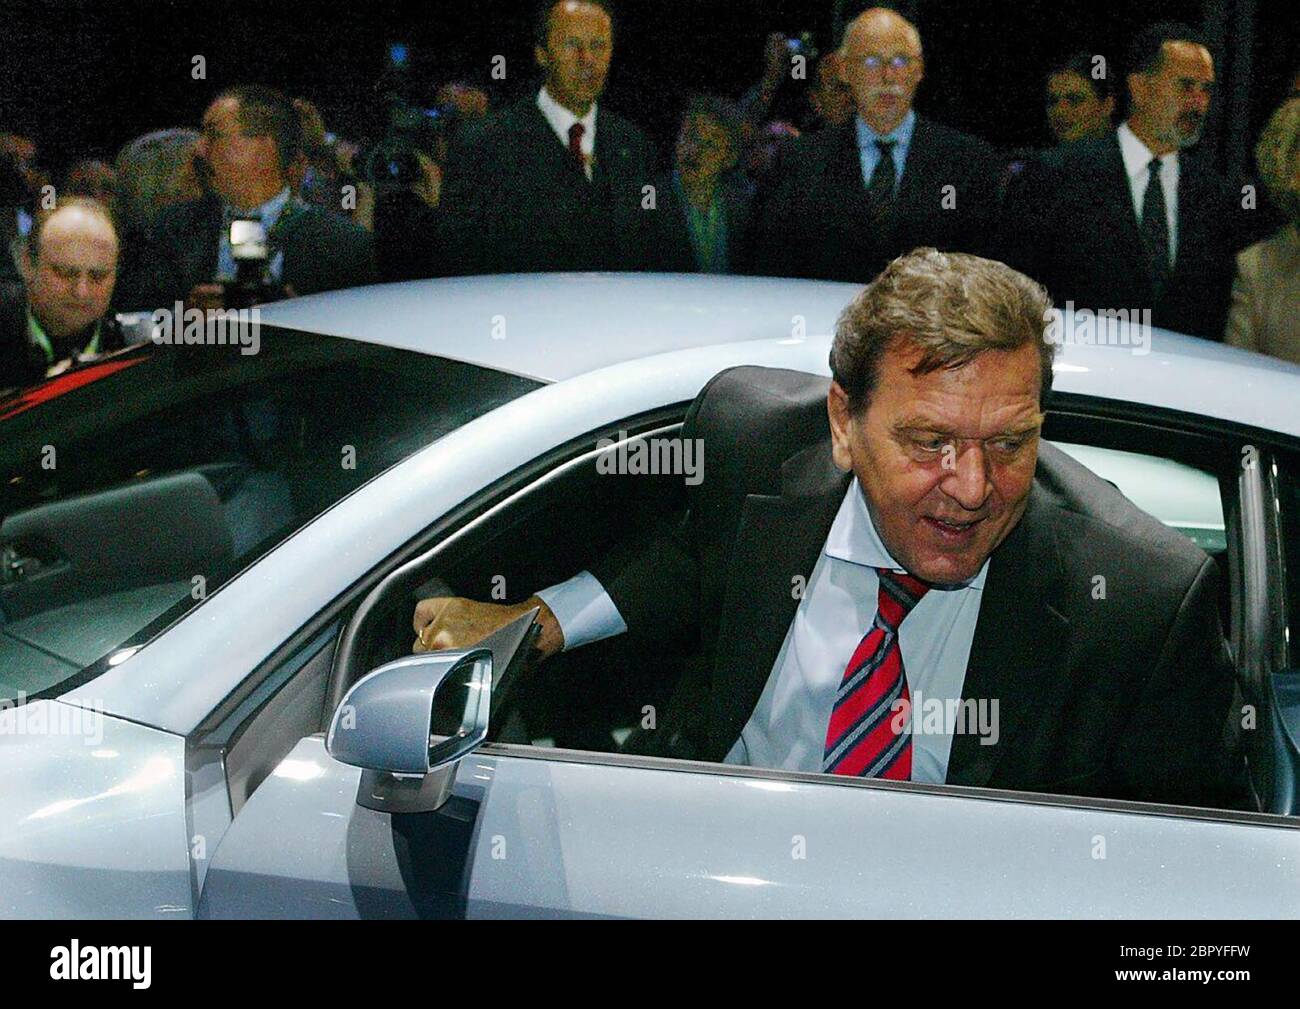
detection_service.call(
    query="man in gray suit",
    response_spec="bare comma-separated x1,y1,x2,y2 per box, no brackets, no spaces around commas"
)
414,249,1245,809
115,85,375,312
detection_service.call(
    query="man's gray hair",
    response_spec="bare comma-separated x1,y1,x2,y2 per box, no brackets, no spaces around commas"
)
830,247,1056,415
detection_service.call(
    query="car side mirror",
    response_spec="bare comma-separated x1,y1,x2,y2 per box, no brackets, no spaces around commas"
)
325,607,539,814
326,647,492,813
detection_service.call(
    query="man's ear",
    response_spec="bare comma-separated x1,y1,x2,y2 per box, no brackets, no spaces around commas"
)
835,49,851,87
827,381,856,473
535,44,549,73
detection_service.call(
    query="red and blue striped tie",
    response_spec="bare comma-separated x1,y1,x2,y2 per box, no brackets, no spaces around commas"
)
823,569,930,779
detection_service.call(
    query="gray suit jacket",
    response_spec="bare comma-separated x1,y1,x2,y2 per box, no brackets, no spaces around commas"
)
597,366,1244,809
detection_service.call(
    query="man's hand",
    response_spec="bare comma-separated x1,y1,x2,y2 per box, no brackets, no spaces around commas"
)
186,283,225,312
413,595,564,659
411,151,443,209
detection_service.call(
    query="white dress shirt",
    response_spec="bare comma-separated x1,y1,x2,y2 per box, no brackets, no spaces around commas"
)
537,478,989,783
537,86,596,181
1116,121,1179,267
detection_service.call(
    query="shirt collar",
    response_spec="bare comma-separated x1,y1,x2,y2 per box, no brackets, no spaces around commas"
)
855,108,916,151
825,476,989,590
1117,121,1176,181
537,86,597,148
27,307,100,363
225,186,292,231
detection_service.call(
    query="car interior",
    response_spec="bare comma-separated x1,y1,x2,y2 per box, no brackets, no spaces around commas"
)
0,334,539,700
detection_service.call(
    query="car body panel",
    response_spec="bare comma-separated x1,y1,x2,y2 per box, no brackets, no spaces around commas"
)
0,702,191,918
199,736,1300,919
259,275,1300,438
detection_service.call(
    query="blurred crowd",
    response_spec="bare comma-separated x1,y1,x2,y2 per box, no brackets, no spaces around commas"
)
3,1,1300,394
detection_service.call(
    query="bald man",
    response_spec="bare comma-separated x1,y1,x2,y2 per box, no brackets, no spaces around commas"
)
1,198,127,392
749,8,1000,283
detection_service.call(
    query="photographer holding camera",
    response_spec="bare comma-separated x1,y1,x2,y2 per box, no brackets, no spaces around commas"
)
114,85,376,314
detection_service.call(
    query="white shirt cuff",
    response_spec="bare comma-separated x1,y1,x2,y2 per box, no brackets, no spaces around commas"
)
535,570,627,652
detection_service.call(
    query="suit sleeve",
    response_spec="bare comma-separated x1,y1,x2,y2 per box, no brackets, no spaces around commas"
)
1224,248,1261,352
1112,556,1247,808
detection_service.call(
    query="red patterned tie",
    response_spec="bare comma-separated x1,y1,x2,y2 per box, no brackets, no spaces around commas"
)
823,569,930,778
568,122,586,170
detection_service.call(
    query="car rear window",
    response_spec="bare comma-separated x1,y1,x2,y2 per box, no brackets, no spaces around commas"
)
0,329,541,699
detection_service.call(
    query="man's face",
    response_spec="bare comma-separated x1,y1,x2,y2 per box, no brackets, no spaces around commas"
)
1046,70,1114,143
676,114,736,180
25,208,118,339
838,11,925,134
1129,41,1214,150
195,96,279,205
536,1,613,115
829,339,1044,585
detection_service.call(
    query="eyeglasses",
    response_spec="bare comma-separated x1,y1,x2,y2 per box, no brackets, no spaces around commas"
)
861,54,916,72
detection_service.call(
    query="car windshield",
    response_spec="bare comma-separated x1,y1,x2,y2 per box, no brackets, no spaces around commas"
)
0,331,540,700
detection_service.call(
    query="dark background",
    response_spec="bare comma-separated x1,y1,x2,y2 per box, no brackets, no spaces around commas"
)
1,0,1296,177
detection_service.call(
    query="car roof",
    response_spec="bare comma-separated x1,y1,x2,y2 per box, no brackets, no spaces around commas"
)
257,273,1300,440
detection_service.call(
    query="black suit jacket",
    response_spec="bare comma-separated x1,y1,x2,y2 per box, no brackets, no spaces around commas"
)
1003,132,1252,340
113,194,376,311
594,366,1242,809
0,280,127,394
748,115,1001,283
430,97,660,276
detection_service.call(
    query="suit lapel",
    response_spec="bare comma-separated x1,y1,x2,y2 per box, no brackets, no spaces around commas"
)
519,100,587,188
1097,134,1150,276
946,484,1070,787
893,115,932,219
189,199,222,291
706,440,851,760
1172,151,1210,278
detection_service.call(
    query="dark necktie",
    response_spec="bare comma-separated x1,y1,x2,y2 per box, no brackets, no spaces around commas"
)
823,568,930,779
568,122,587,175
1140,158,1171,300
866,138,898,230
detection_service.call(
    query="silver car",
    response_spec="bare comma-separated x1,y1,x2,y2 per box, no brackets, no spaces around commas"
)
1,273,1297,918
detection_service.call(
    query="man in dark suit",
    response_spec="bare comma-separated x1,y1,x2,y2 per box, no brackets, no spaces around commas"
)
415,249,1244,810
749,8,1000,284
114,85,375,312
2,198,128,394
423,0,658,276
1004,24,1254,341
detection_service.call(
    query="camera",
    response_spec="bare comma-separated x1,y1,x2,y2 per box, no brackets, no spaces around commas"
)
358,95,454,189
225,218,283,309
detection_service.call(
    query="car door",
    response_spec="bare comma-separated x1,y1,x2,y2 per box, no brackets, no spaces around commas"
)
196,412,1300,919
